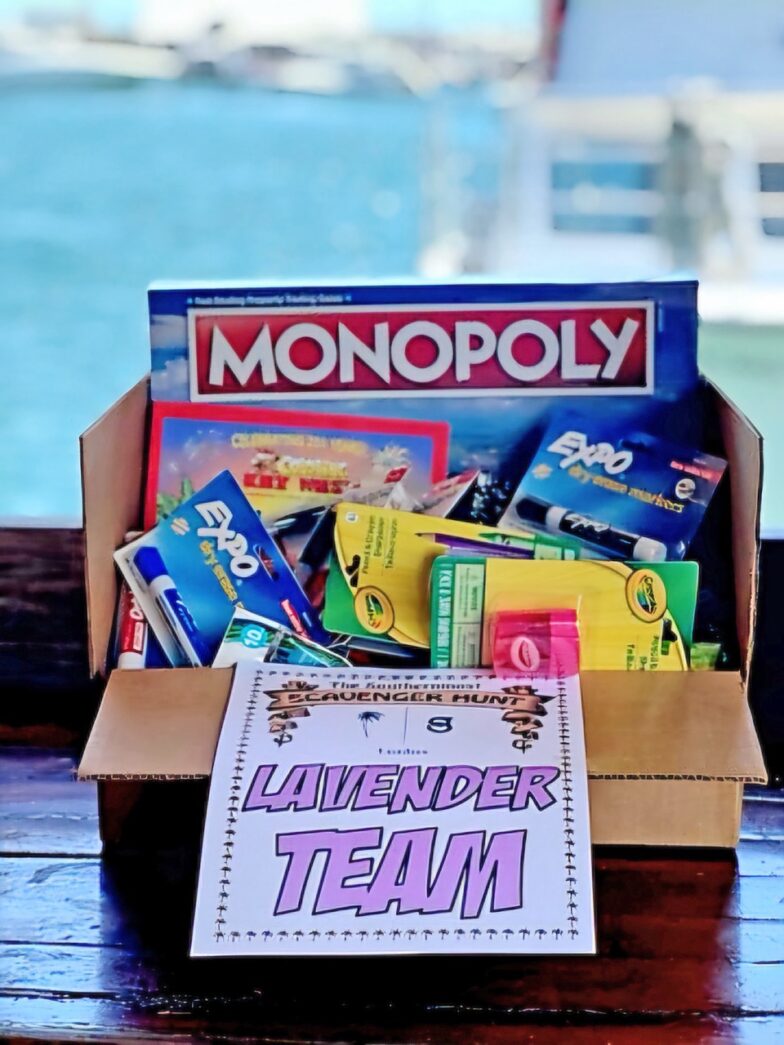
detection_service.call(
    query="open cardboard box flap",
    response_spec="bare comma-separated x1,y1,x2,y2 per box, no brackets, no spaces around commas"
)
81,376,149,678
78,667,766,784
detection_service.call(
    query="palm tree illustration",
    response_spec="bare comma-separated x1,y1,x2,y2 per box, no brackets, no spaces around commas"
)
470,928,481,939
246,930,257,941
519,928,530,938
422,929,432,939
262,930,273,942
391,929,402,939
486,928,497,939
503,929,514,941
454,928,465,938
405,928,417,939
357,930,369,941
374,929,385,939
326,930,337,939
358,711,384,736
552,928,563,939
309,930,321,940
439,929,449,939
278,930,289,939
342,930,353,940
293,930,304,942
536,929,547,940
229,931,240,942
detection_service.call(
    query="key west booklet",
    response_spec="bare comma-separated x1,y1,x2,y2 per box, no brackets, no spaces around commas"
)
191,663,595,956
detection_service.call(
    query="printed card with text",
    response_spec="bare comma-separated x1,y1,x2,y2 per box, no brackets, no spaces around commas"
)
191,664,595,956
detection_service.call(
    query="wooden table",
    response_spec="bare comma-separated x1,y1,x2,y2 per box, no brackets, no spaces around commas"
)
2,757,784,1042
2,529,784,1042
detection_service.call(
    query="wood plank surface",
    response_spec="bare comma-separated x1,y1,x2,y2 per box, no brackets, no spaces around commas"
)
0,527,100,745
0,750,782,1043
1,529,783,1040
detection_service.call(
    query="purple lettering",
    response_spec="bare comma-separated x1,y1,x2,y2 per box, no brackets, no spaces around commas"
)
424,829,526,917
321,764,365,810
475,766,519,810
433,766,484,811
242,764,275,811
353,765,399,810
512,766,561,811
243,763,321,812
388,765,444,813
360,828,437,915
313,828,379,914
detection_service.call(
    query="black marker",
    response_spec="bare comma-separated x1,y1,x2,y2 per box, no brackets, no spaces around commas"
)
514,497,667,562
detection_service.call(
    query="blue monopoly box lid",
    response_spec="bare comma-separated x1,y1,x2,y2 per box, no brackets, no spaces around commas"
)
148,279,701,481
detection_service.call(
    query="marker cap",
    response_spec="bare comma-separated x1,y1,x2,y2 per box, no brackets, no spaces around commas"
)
133,545,169,586
514,496,549,527
632,536,668,562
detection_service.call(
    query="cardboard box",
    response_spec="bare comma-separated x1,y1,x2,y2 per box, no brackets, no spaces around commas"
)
78,377,767,849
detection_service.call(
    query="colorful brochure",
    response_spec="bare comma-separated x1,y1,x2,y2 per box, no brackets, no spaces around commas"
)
499,416,727,561
145,401,449,529
191,662,595,956
430,556,699,671
115,470,328,667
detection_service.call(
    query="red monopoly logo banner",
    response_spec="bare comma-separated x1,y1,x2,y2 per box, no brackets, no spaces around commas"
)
188,303,653,401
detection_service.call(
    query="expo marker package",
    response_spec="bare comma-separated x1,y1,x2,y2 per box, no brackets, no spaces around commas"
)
148,279,701,487
499,416,728,561
115,470,329,667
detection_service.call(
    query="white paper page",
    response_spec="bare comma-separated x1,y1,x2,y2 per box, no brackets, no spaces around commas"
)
192,663,595,956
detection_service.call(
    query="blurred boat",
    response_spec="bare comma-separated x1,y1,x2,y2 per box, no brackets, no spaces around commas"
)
420,0,784,324
0,22,184,86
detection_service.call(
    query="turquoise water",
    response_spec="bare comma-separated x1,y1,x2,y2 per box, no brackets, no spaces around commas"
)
0,83,501,518
1,83,782,530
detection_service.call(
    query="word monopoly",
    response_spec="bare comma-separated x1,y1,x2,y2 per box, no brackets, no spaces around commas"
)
191,664,595,956
187,303,652,400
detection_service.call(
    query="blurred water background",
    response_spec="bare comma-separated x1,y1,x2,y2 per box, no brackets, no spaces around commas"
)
0,83,502,518
2,0,784,530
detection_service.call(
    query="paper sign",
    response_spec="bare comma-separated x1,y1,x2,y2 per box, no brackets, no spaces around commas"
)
191,664,595,956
